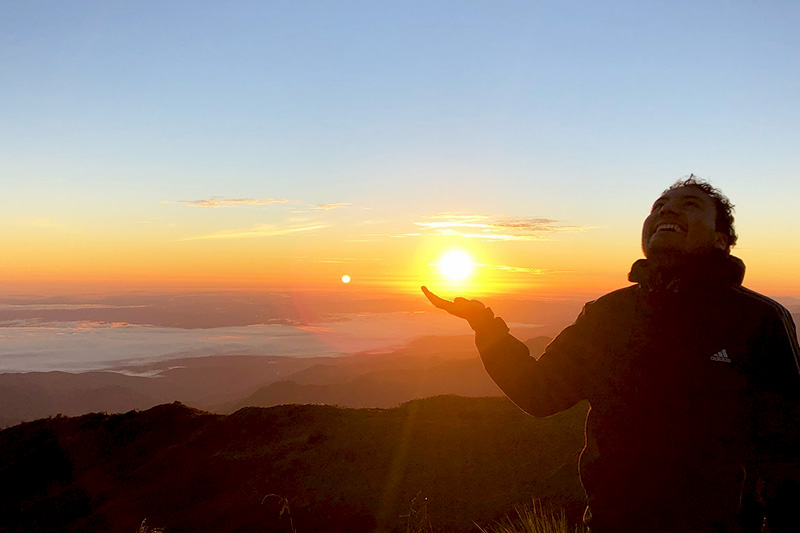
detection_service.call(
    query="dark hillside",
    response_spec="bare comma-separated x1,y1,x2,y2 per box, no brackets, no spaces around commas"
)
0,396,587,532
229,357,502,410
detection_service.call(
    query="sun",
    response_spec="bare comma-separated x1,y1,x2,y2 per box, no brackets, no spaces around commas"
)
438,250,474,281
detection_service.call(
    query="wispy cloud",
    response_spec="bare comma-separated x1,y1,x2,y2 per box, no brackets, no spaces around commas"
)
310,203,352,211
482,264,572,274
423,260,566,275
0,304,148,311
163,197,290,208
412,214,585,241
182,224,327,241
292,257,357,264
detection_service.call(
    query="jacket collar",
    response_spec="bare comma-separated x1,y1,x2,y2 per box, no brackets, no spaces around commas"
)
628,251,745,292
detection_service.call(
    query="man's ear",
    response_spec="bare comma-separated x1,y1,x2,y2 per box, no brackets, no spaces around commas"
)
714,232,729,251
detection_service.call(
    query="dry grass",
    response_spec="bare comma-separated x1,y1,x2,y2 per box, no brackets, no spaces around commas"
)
261,493,297,533
136,518,165,533
402,491,434,533
476,500,588,533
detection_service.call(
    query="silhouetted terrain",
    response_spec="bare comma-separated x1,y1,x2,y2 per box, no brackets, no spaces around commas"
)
0,336,553,428
0,396,587,532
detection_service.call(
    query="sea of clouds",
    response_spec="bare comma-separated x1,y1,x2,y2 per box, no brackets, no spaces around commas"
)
0,311,476,373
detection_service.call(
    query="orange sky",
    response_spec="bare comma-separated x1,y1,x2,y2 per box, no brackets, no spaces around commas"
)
6,210,798,303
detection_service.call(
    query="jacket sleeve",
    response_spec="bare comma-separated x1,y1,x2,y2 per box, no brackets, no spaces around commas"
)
474,302,597,417
751,305,800,533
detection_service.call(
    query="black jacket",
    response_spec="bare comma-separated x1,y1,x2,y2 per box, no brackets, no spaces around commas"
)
475,253,800,532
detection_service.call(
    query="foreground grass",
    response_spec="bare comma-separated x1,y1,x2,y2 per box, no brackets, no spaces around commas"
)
136,498,584,533
477,500,588,533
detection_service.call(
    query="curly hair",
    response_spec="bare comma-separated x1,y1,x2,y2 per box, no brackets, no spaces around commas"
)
666,175,737,249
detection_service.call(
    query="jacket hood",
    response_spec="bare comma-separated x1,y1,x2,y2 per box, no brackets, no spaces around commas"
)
628,252,745,291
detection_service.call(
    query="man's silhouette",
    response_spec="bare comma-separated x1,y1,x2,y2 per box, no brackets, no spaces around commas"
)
423,177,800,532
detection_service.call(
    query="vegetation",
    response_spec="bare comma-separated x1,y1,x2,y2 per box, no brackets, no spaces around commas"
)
1,396,587,532
477,500,587,533
136,518,165,533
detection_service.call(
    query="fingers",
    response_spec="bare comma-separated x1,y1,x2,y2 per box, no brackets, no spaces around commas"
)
421,286,495,331
421,286,453,311
421,286,487,320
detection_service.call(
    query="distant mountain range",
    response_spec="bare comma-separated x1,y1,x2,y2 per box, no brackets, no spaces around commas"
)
0,335,553,428
0,396,588,532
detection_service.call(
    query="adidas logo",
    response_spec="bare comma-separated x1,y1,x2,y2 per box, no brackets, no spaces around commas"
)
710,348,732,363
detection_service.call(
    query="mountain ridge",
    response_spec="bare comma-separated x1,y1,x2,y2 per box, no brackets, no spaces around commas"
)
0,336,554,427
0,396,587,532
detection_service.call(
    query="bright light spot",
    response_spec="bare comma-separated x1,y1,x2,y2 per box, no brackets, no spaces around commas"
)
341,274,351,284
439,250,474,281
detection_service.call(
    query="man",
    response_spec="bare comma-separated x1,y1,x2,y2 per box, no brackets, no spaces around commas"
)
423,177,800,532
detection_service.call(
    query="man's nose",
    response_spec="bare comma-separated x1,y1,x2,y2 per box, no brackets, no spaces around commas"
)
657,200,680,215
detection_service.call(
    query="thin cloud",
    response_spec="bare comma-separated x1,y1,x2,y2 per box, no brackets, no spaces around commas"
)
423,261,562,275
163,197,290,208
0,319,142,330
182,224,327,241
291,257,357,264
0,303,148,311
310,203,352,211
413,214,585,241
482,264,572,274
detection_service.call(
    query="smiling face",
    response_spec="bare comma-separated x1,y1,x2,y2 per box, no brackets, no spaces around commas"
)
642,186,729,258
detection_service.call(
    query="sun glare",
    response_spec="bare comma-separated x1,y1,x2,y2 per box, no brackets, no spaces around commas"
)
439,250,474,281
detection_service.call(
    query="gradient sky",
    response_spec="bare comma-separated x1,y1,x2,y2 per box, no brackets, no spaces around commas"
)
3,1,800,298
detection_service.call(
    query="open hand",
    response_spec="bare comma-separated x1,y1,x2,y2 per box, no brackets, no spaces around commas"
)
421,286,495,329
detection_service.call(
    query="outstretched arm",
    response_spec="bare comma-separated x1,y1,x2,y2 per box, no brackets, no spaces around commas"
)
421,286,587,417
420,286,497,330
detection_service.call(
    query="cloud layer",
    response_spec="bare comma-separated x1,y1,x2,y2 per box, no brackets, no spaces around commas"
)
310,203,352,211
164,198,290,208
183,224,328,241
414,214,585,241
0,312,472,373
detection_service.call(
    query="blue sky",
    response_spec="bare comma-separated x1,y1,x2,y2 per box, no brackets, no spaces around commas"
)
2,1,800,295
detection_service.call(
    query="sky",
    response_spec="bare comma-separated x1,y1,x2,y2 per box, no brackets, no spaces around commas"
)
2,0,800,299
